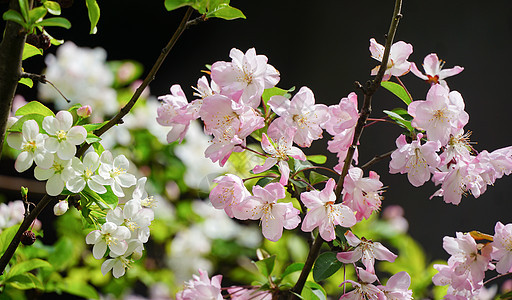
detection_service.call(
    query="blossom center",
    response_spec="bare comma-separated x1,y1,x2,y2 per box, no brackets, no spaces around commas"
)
110,167,126,178
22,140,37,152
56,130,67,141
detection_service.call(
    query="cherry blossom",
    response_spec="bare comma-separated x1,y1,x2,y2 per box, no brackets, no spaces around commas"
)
7,119,53,172
324,92,359,136
408,84,468,145
106,199,154,243
339,267,384,300
101,240,144,278
42,110,87,160
337,231,397,273
369,38,413,81
389,133,441,187
410,53,464,89
209,174,250,218
232,183,300,242
268,86,328,147
66,151,107,194
34,157,74,196
211,47,280,108
227,286,272,300
253,128,306,185
377,271,413,300
192,75,220,99
492,221,512,274
301,178,357,241
342,167,383,221
98,151,137,197
130,177,157,208
176,269,223,300
85,221,131,259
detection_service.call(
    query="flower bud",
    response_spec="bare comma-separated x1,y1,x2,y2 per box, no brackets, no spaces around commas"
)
21,230,36,245
77,105,92,118
53,200,69,216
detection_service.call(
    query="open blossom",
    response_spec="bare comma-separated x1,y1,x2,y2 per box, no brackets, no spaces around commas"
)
377,271,413,300
268,86,328,147
408,84,469,145
106,199,154,243
7,119,53,172
369,38,413,81
337,231,397,273
43,110,87,160
34,157,74,196
301,178,357,241
176,269,223,300
227,286,272,300
410,53,464,89
209,174,250,218
492,222,512,274
85,222,131,259
342,167,383,221
339,267,384,300
253,128,306,185
66,151,107,194
211,47,280,108
324,92,359,136
98,151,137,197
232,183,300,242
389,133,441,187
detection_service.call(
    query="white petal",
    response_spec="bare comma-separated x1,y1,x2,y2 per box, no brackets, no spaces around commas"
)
15,151,34,172
67,126,87,145
46,174,65,196
57,141,76,160
93,241,108,259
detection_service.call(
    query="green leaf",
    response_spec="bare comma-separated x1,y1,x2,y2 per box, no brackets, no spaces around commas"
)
18,77,33,87
29,6,47,24
206,3,245,20
8,114,45,133
164,0,194,11
307,155,326,164
2,10,27,28
312,252,342,282
81,186,118,210
36,17,71,29
302,281,327,300
309,171,329,186
100,186,119,209
7,259,52,278
83,121,108,132
48,238,74,270
92,142,105,154
43,1,61,15
255,176,276,187
381,81,412,105
22,43,43,60
262,87,287,106
5,273,43,290
18,0,29,22
60,281,99,299
0,225,20,255
85,132,101,144
15,101,55,117
85,0,100,34
294,158,313,173
281,262,304,279
253,255,276,278
383,110,414,133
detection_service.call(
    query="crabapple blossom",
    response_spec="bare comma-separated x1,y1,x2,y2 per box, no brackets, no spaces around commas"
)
176,269,223,300
389,133,441,187
439,130,473,165
211,47,280,108
475,147,512,185
267,86,329,147
209,174,250,218
101,240,144,278
410,53,464,89
34,157,74,196
232,183,300,242
42,111,87,160
377,271,413,300
339,267,384,300
491,221,512,274
369,38,413,81
253,128,306,185
85,221,131,259
130,177,157,208
408,84,469,145
324,92,359,136
98,151,137,197
327,126,358,173
77,105,92,118
342,167,383,221
6,119,53,172
227,286,272,300
192,75,220,99
53,200,68,216
66,151,107,194
337,230,397,273
300,178,357,241
106,199,154,243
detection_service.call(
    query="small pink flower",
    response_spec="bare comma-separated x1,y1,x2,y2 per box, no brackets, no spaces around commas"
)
492,221,512,274
176,269,223,300
301,178,357,241
410,53,464,89
339,267,384,300
77,105,92,118
377,271,413,299
369,38,413,81
342,167,383,221
209,174,250,217
324,92,359,136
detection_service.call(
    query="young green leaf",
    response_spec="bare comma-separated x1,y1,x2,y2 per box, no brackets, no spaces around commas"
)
281,262,304,279
18,0,29,22
5,273,43,290
262,87,288,106
312,252,342,282
8,114,45,133
309,171,329,186
164,0,194,11
2,10,27,29
18,77,33,88
43,1,61,15
383,110,414,133
206,3,245,20
36,17,71,29
85,132,101,144
381,81,412,105
85,0,100,34
307,155,327,164
254,255,276,278
15,101,55,117
6,259,52,278
0,225,20,255
83,121,108,132
28,6,48,24
22,43,43,60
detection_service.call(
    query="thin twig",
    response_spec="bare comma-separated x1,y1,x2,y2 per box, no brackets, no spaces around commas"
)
21,72,71,103
360,150,394,170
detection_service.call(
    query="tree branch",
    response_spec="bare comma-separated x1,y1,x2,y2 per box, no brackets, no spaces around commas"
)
360,150,394,170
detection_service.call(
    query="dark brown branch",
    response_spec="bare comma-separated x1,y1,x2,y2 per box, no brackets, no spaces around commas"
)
289,0,404,297
360,150,394,170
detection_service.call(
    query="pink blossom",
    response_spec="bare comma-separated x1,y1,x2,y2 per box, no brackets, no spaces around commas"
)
211,48,280,108
389,133,441,187
492,221,512,274
439,130,473,166
410,53,464,89
232,183,300,242
209,174,250,218
339,267,384,300
408,84,469,145
342,167,383,221
324,92,359,136
227,286,272,300
327,126,358,173
253,128,306,185
267,86,329,147
337,231,397,273
369,38,413,81
176,269,223,300
192,75,220,99
301,178,357,241
475,147,512,185
377,271,413,300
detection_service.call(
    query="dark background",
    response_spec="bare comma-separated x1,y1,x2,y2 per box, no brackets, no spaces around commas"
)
3,0,512,262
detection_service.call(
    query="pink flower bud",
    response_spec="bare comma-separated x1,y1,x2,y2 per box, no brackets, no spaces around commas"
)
53,200,69,216
77,105,92,118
